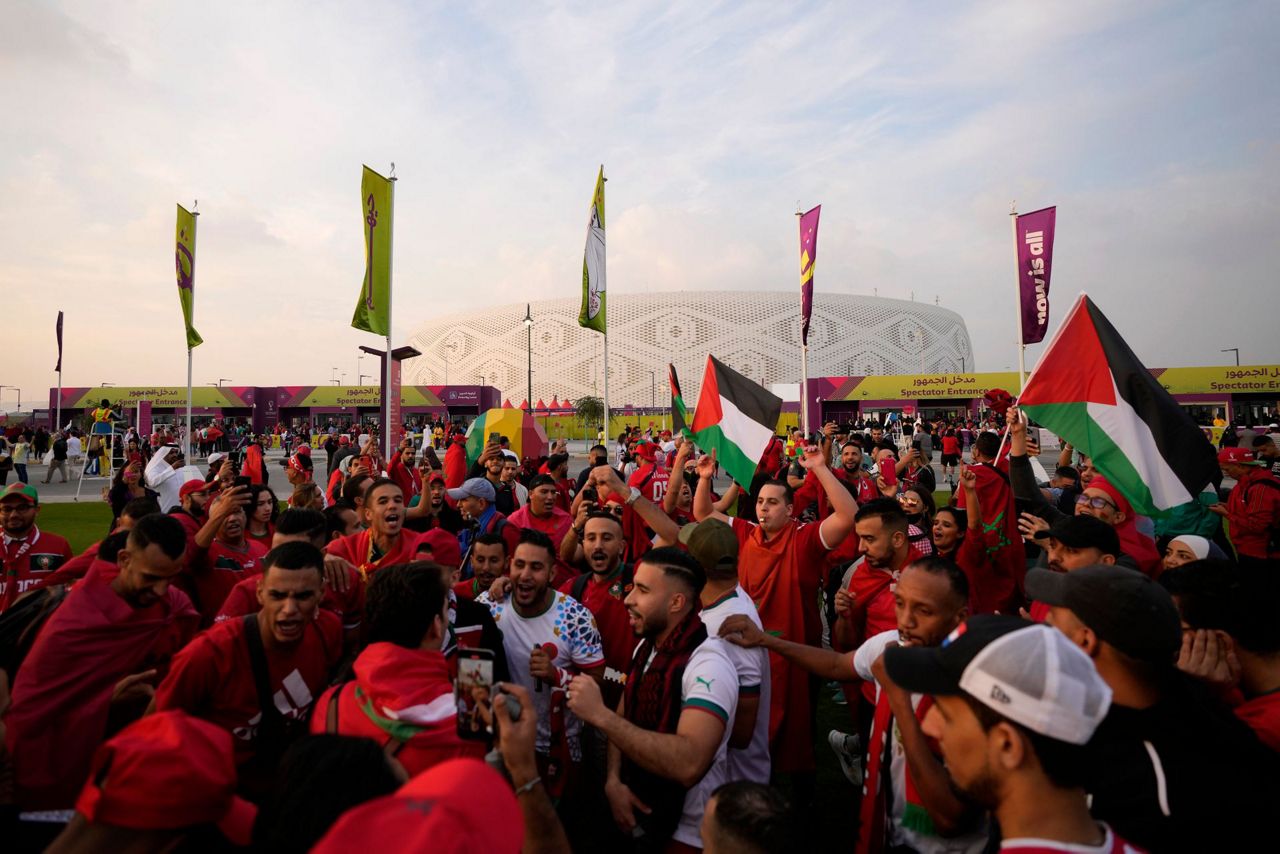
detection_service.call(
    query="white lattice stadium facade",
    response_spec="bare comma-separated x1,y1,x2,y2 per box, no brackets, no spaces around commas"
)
403,292,974,406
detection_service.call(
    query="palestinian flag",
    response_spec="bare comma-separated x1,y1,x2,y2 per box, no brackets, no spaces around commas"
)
1019,294,1217,516
669,363,690,437
689,356,782,488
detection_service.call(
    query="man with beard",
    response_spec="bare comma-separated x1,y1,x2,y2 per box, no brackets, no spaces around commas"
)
450,477,521,578
453,531,508,600
721,558,985,854
6,514,199,814
561,510,635,680
405,471,465,534
1022,516,1120,621
0,484,73,613
386,439,421,503
508,474,574,552
467,441,518,515
479,530,605,803
311,561,484,774
154,542,341,791
566,546,738,852
792,439,880,520
189,484,268,625
884,616,1136,854
693,445,858,791
861,424,898,458
169,479,212,565
324,478,430,583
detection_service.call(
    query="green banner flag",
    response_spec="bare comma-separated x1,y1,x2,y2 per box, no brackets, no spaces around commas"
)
578,166,606,334
174,204,202,349
352,165,393,336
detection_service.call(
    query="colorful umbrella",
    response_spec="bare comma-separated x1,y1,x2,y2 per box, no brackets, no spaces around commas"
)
465,408,549,464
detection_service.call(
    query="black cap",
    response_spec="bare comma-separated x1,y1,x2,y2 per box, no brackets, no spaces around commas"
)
1032,514,1120,557
527,474,557,491
884,614,1032,696
1025,566,1180,664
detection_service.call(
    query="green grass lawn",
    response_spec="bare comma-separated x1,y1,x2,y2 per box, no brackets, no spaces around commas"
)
38,502,115,552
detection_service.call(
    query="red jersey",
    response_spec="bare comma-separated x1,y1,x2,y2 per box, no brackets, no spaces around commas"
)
793,468,878,520
507,504,574,552
559,565,635,677
325,528,431,579
310,643,485,776
214,565,365,633
1235,691,1280,751
155,609,342,765
189,538,269,626
0,527,73,613
245,525,274,550
941,435,961,456
628,463,670,505
730,517,830,772
1226,468,1280,560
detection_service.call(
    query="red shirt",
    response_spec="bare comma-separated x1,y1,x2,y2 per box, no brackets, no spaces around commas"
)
1234,691,1280,751
941,435,961,456
155,609,342,765
628,463,670,505
559,565,635,677
793,468,878,520
326,528,431,579
507,504,574,552
730,517,829,773
190,538,269,626
0,527,73,613
1226,468,1280,560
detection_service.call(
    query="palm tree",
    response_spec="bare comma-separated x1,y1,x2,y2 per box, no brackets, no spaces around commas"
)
574,396,604,433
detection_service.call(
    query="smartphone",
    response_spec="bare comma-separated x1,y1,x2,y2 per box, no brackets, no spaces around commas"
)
489,432,501,445
880,459,898,488
233,476,251,490
581,487,598,503
455,648,495,740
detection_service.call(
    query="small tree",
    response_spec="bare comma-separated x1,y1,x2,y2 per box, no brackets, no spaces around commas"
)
575,396,604,433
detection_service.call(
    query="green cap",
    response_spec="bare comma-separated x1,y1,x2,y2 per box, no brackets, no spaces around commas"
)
1,483,39,506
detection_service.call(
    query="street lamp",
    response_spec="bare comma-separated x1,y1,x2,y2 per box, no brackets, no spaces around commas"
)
523,304,533,414
358,374,371,385
1221,348,1240,367
331,367,340,386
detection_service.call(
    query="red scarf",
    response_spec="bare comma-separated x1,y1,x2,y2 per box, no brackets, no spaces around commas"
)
856,689,935,854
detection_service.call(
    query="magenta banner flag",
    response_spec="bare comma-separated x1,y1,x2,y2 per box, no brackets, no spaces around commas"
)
137,400,152,437
1016,206,1056,344
54,310,64,372
798,205,821,345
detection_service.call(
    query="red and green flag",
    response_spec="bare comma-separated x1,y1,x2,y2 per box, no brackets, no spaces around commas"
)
1019,294,1218,516
689,356,782,487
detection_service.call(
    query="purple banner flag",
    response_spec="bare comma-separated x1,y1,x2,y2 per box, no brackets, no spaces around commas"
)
54,310,63,373
1016,206,1056,345
799,205,821,345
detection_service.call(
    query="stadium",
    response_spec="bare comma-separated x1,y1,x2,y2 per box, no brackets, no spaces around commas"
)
402,291,975,406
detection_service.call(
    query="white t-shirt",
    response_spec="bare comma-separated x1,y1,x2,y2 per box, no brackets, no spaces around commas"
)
1002,823,1138,853
698,586,771,784
855,630,987,854
663,637,739,848
478,590,604,760
66,436,82,459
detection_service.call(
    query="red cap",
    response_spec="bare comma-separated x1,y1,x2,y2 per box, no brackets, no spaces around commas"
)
633,441,657,462
312,759,522,854
338,435,351,445
178,480,210,499
419,528,462,568
426,471,446,485
293,444,312,456
1218,447,1260,466
74,711,256,845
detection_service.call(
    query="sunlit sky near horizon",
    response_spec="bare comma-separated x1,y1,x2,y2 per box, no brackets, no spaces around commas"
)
2,0,1277,408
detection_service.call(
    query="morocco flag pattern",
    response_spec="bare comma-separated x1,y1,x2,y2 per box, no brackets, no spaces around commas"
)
1019,295,1217,516
689,356,782,488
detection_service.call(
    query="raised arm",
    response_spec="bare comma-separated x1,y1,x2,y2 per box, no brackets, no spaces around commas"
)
592,465,680,545
663,440,693,514
801,446,857,550
692,449,730,524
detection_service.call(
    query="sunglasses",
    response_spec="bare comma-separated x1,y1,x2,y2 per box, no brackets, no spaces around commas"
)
1075,494,1116,511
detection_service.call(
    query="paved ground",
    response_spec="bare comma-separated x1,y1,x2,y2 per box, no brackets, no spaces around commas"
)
20,439,1068,503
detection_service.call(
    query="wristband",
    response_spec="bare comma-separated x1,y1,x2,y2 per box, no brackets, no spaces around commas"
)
572,527,584,539
514,775,542,796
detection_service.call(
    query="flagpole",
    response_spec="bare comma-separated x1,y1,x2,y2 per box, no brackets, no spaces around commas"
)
56,368,62,432
601,167,610,457
385,164,397,466
186,203,199,460
797,209,810,437
1011,202,1026,394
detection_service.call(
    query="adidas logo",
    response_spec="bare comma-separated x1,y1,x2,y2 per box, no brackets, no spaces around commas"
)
989,684,1012,704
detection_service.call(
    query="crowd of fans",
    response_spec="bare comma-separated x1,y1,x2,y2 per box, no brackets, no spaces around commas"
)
0,402,1278,852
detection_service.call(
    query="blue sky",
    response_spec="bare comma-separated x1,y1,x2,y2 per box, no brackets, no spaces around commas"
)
1,0,1276,406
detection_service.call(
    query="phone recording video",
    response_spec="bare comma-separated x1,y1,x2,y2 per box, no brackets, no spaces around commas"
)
455,648,495,740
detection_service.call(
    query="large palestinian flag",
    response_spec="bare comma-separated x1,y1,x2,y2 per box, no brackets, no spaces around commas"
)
689,356,782,488
669,363,690,437
1019,294,1217,516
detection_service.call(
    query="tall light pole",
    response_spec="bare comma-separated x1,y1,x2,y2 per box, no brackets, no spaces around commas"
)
1221,348,1240,367
523,304,533,413
331,367,340,386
